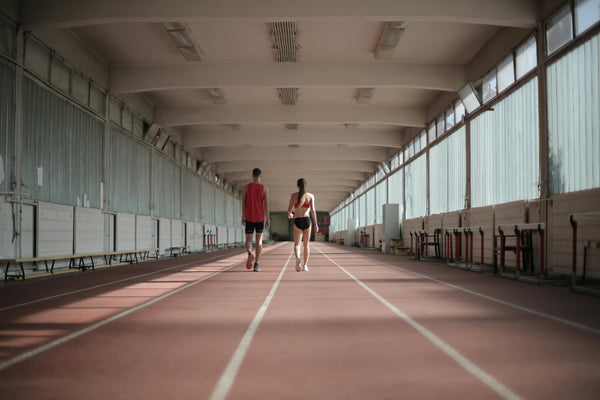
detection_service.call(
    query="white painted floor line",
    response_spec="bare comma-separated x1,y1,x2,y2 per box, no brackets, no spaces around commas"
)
209,251,293,400
318,249,524,400
362,254,600,336
0,261,243,372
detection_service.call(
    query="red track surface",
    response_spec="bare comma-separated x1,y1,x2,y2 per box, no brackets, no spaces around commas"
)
1,242,600,399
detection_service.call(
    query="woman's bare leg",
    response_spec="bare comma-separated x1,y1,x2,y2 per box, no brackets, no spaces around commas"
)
302,228,311,269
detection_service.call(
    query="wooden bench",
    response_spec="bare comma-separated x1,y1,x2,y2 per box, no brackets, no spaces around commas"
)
2,248,159,281
165,246,190,257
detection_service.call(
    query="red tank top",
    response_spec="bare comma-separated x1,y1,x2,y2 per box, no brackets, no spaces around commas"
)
245,183,265,223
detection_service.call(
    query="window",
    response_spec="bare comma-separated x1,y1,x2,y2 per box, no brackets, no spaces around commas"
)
414,136,421,154
25,37,51,80
516,36,537,79
547,6,573,55
455,101,465,123
428,123,436,144
575,0,600,34
445,107,455,130
497,55,515,93
482,69,498,103
419,130,427,150
458,84,481,113
436,116,445,137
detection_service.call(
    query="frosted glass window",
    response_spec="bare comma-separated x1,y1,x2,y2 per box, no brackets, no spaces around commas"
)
122,108,133,131
458,84,481,113
376,182,387,224
428,123,436,143
109,99,121,124
71,72,89,105
357,194,366,227
455,101,465,123
547,33,600,193
445,107,455,130
0,17,15,58
25,37,50,80
576,0,600,34
50,57,70,93
436,116,445,136
516,36,537,79
404,155,427,219
547,6,573,55
430,127,466,214
90,84,105,115
388,169,403,211
497,56,515,93
482,69,497,103
420,131,427,149
471,78,540,207
404,147,409,162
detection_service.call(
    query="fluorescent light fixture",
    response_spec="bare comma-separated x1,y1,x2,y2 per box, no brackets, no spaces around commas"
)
162,22,202,61
458,83,482,113
206,88,226,104
374,21,407,60
356,88,375,104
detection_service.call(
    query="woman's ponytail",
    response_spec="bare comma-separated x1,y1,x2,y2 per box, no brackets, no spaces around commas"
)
297,178,306,205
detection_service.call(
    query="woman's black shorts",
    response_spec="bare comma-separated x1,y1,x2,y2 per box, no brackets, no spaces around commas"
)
294,217,312,230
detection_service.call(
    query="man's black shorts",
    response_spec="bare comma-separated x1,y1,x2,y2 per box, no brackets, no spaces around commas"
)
245,220,265,234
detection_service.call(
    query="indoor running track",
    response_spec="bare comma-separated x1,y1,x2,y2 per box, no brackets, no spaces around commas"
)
1,242,600,400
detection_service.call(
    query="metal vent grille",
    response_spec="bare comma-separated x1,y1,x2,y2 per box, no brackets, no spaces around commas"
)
271,22,299,62
279,88,299,105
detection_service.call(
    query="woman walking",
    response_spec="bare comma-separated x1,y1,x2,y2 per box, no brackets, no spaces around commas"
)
287,178,318,271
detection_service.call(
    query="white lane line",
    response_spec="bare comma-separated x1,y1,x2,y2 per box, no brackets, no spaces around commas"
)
318,249,524,400
209,251,293,400
0,247,282,312
0,261,243,372
360,254,600,336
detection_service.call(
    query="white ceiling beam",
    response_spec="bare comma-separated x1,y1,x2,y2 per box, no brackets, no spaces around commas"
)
20,0,538,29
202,146,388,163
183,127,403,148
156,105,425,128
215,160,377,174
109,62,465,93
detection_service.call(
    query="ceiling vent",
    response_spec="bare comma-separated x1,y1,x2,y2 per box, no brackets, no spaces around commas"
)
271,21,300,62
279,88,299,105
272,22,300,105
285,123,299,130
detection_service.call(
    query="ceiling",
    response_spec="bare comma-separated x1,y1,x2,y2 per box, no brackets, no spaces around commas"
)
19,0,540,212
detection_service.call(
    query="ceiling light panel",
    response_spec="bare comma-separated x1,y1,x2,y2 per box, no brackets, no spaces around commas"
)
374,21,407,60
162,22,202,61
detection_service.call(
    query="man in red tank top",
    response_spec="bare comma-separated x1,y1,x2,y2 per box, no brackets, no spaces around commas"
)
242,168,270,271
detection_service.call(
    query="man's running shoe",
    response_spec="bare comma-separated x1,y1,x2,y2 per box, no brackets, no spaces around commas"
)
246,252,254,269
253,263,262,272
